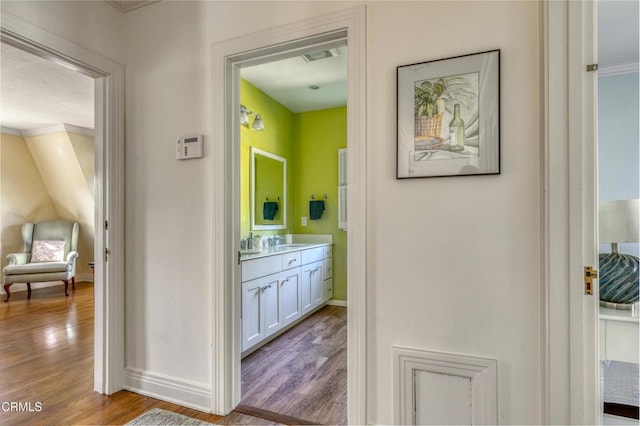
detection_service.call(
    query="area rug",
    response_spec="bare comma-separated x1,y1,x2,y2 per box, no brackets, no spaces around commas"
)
126,408,214,425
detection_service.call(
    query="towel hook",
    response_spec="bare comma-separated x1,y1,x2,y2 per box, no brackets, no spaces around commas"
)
311,194,315,200
324,194,328,200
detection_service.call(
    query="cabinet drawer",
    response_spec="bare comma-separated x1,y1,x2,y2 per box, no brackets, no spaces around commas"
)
282,251,301,270
323,258,333,279
323,245,332,259
241,255,282,282
301,247,324,265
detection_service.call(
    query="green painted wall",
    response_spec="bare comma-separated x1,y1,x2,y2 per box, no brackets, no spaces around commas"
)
240,79,294,237
293,107,348,301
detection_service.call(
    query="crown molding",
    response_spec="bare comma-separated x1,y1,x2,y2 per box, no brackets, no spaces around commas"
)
105,0,161,13
19,124,95,138
1,126,22,136
599,62,639,77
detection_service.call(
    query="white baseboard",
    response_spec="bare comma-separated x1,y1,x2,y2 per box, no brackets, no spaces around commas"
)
124,367,211,413
77,272,93,282
327,299,347,307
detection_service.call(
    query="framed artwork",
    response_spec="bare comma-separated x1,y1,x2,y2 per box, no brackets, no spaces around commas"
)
397,49,500,179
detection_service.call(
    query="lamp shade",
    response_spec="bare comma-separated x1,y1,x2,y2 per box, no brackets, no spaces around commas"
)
599,199,639,243
598,199,639,308
240,105,251,126
252,114,264,131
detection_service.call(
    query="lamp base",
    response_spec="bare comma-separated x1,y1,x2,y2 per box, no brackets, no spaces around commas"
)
599,300,636,311
599,252,639,305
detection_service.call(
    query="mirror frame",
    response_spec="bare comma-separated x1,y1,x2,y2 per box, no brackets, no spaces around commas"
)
250,146,287,231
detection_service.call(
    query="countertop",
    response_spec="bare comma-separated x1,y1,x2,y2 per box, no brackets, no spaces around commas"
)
240,242,331,261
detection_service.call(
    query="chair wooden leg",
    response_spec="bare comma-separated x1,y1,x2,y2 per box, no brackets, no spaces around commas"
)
27,283,32,299
64,280,69,297
72,276,76,291
3,284,10,302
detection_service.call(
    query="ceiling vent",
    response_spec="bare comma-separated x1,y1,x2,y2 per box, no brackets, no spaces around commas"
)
301,48,341,63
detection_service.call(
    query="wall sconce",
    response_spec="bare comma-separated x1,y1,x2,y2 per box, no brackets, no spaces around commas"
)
252,114,265,131
240,105,252,126
240,105,265,131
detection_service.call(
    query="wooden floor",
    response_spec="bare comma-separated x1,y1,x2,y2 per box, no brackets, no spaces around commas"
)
0,283,279,425
241,305,348,425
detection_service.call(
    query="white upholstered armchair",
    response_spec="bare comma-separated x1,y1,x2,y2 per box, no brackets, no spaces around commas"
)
3,221,79,302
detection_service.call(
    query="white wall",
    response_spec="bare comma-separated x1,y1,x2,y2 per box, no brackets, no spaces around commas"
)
124,1,541,424
598,72,639,257
0,0,124,65
1,1,543,422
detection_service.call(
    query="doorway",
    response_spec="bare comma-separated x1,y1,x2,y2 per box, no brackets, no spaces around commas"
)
211,6,366,423
596,0,640,424
0,18,125,394
236,44,348,424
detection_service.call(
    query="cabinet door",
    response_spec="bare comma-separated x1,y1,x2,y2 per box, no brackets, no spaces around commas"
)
242,278,264,352
262,273,282,338
280,267,301,327
323,257,333,279
301,264,314,314
310,261,324,308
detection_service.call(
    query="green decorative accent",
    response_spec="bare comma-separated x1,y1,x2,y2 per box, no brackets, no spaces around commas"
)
599,253,639,305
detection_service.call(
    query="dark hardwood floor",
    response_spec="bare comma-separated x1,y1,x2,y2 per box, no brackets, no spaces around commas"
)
0,282,279,425
241,305,348,425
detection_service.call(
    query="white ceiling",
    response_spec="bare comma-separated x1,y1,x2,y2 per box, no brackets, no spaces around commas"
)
0,42,94,132
0,2,637,133
241,46,347,113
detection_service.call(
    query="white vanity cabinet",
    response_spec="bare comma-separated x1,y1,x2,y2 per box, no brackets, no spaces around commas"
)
241,243,333,354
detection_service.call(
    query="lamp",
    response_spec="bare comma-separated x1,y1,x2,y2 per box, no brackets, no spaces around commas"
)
599,199,640,309
252,114,264,131
240,105,252,126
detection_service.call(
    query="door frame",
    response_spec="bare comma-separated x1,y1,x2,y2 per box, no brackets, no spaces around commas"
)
0,12,126,394
211,6,367,423
541,1,599,423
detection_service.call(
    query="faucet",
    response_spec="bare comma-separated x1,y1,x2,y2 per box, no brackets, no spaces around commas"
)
247,232,253,250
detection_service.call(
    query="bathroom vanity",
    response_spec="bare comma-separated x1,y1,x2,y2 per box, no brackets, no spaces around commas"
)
240,242,333,354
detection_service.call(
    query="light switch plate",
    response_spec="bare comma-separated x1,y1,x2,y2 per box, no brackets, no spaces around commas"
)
301,217,307,226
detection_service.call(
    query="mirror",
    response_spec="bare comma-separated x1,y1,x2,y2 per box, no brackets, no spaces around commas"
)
251,147,287,230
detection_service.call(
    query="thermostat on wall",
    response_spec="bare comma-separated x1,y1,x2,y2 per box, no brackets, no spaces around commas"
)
176,135,203,160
